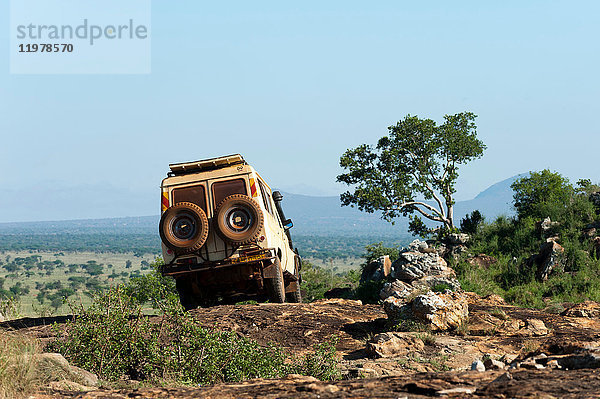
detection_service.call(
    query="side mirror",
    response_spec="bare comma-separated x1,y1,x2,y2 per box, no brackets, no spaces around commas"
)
283,219,293,230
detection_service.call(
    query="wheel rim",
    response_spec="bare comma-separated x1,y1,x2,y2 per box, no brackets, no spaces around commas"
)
224,206,254,233
170,213,197,241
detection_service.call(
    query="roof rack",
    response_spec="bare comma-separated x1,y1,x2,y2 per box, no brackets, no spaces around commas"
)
168,154,246,176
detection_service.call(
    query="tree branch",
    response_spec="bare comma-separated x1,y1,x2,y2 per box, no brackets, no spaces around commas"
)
388,201,446,222
404,150,446,219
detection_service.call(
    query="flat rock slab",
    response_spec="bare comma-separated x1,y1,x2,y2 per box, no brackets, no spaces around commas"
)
33,369,600,398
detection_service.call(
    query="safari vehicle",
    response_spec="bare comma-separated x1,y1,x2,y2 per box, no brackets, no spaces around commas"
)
159,154,302,309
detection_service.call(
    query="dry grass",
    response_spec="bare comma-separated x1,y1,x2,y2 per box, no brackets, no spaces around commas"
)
0,330,41,399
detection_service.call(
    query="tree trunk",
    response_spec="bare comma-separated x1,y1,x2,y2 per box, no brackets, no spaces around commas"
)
446,204,454,229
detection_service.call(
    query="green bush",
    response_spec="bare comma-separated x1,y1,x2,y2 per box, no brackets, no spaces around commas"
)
454,172,600,308
50,277,341,385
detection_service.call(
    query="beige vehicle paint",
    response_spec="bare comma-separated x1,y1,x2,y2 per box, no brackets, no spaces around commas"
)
159,154,300,307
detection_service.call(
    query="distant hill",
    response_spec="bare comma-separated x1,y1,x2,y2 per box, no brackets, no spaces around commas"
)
0,175,521,237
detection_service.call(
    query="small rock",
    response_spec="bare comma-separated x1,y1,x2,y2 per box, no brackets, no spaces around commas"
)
48,380,95,392
537,217,560,238
483,358,506,370
547,359,561,369
471,360,485,372
525,319,549,336
483,294,506,305
366,332,425,358
411,276,462,292
391,241,454,282
500,353,519,364
436,387,476,395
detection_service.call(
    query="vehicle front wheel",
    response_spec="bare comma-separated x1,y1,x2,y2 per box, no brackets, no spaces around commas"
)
264,259,285,303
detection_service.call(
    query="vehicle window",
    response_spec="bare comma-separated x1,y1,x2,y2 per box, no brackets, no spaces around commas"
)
212,178,247,208
172,185,207,211
257,179,273,216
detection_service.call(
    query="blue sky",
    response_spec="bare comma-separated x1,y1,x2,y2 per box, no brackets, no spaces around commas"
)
1,1,599,222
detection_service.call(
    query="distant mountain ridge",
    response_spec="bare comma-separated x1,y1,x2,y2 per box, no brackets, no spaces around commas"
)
0,175,521,237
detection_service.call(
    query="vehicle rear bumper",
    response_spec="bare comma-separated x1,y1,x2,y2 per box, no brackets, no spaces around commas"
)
160,247,276,276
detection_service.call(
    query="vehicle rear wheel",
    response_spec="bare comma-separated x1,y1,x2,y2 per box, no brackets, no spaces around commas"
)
175,278,199,311
160,202,209,254
214,194,264,245
264,259,285,303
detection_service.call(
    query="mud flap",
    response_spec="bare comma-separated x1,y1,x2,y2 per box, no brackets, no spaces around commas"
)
285,280,299,294
262,260,280,279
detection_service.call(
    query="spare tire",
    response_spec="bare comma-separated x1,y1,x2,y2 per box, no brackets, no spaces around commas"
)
214,194,263,245
159,202,209,253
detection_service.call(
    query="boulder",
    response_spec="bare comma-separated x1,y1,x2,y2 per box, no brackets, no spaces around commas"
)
391,249,453,282
366,332,425,358
360,255,392,284
410,291,469,332
380,276,461,302
34,353,99,387
379,279,414,301
535,241,565,281
382,296,412,322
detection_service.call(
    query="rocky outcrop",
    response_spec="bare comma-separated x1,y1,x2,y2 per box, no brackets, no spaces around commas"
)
360,255,392,284
390,240,455,282
410,291,469,331
384,291,468,332
535,241,565,281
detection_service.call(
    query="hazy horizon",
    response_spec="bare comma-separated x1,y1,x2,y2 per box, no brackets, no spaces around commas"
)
2,1,598,223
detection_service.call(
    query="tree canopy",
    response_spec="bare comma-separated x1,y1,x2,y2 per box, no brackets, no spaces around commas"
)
510,169,573,220
337,112,486,235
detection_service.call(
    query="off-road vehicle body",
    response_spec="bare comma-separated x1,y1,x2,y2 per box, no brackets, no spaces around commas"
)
159,154,301,308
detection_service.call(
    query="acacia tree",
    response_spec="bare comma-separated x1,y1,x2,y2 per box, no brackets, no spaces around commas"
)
337,112,486,236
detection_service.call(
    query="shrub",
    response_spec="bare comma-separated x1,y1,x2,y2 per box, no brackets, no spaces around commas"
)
460,210,484,235
50,282,341,385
